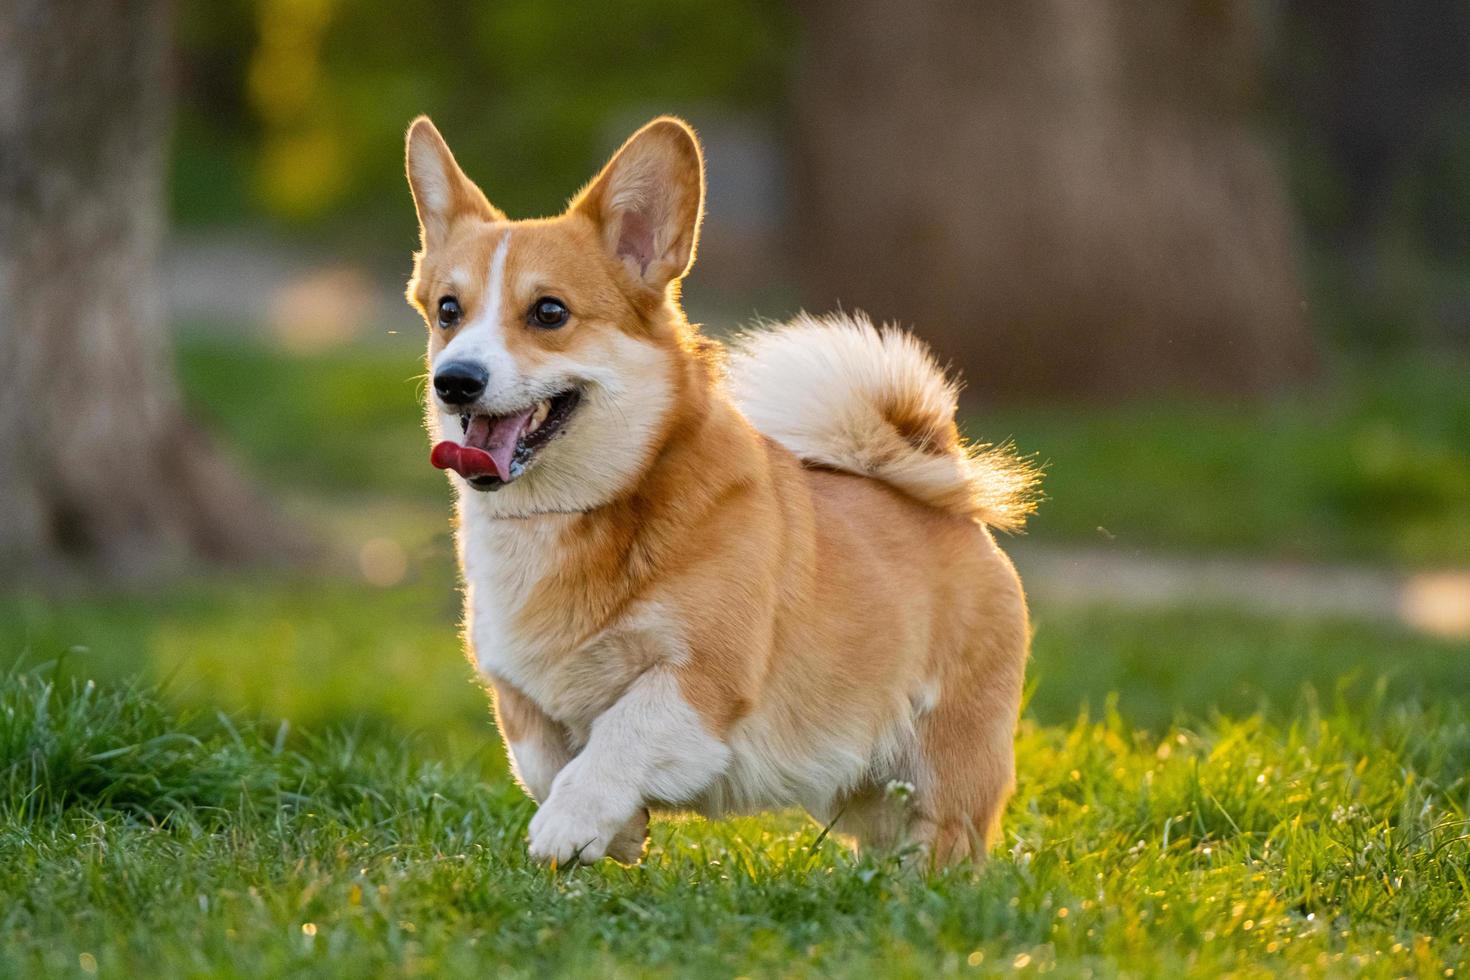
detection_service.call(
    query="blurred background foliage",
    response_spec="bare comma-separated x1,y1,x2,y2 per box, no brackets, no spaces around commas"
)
142,0,1470,585
167,0,1470,356
173,0,793,236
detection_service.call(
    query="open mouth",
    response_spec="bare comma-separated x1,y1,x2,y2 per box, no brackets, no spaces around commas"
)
430,388,582,490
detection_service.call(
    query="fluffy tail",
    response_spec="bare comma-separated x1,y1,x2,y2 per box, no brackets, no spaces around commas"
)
726,312,1039,530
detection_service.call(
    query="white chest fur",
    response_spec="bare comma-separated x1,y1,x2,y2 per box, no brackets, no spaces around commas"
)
459,511,560,679
458,506,650,733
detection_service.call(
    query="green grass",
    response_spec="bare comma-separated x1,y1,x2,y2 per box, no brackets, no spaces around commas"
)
1,662,1466,977
3,547,1466,975
2,335,1466,975
986,355,1470,567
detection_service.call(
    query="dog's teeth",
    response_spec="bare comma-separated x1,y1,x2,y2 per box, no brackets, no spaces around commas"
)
459,414,469,434
528,399,550,433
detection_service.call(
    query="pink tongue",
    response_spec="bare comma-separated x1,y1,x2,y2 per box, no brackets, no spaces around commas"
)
430,409,534,482
476,410,533,480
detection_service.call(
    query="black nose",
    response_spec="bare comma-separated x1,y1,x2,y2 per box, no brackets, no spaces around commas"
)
433,361,488,405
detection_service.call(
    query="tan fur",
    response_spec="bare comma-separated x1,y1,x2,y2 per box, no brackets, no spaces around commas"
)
404,114,1036,866
728,314,1039,530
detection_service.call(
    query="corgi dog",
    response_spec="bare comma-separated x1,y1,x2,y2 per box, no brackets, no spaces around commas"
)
403,115,1038,866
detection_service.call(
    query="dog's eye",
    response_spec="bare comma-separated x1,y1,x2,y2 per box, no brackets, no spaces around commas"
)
530,297,569,328
437,296,462,328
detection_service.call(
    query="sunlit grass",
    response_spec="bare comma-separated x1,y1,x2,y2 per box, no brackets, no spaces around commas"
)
2,537,1464,974
0,664,1465,976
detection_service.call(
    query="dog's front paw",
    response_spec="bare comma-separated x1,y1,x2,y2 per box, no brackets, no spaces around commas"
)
527,795,622,865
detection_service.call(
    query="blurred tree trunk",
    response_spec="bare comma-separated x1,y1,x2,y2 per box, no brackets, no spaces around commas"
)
0,0,286,584
1279,0,1470,346
791,0,1317,399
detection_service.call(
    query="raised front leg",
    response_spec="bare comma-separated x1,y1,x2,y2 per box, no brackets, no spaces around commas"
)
526,668,731,864
493,678,652,864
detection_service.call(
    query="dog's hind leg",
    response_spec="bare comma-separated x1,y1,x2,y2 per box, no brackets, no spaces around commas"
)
836,703,1015,866
909,615,1027,865
909,701,1018,864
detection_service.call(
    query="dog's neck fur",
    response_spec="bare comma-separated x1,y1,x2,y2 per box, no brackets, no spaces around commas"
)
457,314,768,655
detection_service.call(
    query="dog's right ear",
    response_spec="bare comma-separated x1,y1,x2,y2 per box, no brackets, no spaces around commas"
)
405,116,503,247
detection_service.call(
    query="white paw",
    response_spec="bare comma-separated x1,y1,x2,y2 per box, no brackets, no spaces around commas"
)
527,795,622,865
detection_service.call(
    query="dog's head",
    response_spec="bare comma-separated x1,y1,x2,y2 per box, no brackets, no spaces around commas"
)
405,116,705,514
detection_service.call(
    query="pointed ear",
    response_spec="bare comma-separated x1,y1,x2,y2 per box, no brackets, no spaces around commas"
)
405,116,502,247
571,116,705,293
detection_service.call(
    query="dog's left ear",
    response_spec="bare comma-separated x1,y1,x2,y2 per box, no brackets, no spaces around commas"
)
571,117,705,294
